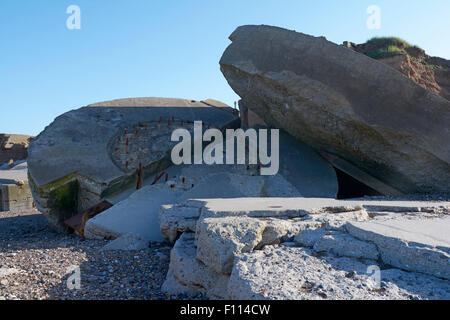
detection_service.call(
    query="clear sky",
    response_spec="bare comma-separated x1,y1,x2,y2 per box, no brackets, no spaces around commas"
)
1,0,449,136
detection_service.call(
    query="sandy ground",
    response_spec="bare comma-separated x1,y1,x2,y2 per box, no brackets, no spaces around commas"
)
0,209,202,300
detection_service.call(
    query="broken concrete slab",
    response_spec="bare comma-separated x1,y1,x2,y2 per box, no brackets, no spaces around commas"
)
27,97,240,231
220,25,450,194
346,215,450,280
228,246,450,300
194,211,374,275
100,232,149,251
159,197,449,245
162,233,229,299
195,216,285,274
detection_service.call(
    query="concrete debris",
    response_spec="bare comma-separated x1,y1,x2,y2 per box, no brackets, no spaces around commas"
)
162,197,449,299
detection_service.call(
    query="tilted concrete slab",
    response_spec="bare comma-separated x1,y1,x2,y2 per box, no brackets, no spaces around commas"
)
0,162,33,211
220,25,450,193
198,197,450,218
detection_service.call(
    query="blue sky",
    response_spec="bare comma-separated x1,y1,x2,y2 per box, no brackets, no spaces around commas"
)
1,0,449,136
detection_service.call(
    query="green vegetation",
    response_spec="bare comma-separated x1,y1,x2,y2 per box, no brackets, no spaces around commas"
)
365,37,421,60
49,180,78,214
366,37,412,48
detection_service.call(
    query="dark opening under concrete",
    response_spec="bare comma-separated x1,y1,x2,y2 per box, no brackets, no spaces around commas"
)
334,167,382,199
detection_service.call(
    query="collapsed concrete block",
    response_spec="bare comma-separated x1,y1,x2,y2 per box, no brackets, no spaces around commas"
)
160,197,449,246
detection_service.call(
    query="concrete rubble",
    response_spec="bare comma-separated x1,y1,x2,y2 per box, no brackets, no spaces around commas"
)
161,197,450,299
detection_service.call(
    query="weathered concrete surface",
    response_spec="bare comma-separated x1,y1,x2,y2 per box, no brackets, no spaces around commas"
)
346,215,450,280
0,134,32,166
100,232,149,251
220,25,450,194
0,162,33,211
228,246,450,300
199,197,449,218
27,97,239,231
162,233,229,299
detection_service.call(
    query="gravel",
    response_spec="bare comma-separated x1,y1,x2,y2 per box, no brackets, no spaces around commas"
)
0,209,204,300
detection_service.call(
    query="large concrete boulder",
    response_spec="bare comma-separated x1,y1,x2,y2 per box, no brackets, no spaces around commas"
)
27,97,239,231
220,25,450,194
